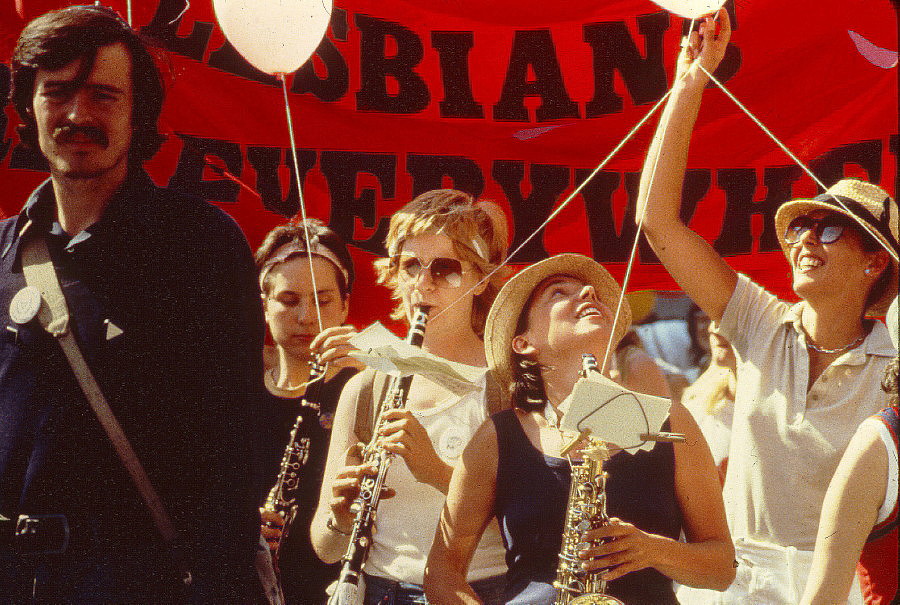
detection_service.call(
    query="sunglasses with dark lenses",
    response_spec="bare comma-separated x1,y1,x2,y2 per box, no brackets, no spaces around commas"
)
391,255,466,288
784,214,855,245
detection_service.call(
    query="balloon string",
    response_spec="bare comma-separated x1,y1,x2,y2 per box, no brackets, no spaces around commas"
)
605,25,899,374
428,86,676,325
168,0,191,26
599,163,654,375
698,63,899,263
280,74,325,333
598,57,697,375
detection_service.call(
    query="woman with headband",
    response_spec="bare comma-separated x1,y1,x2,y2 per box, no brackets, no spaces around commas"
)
255,219,361,604
425,253,734,604
636,10,898,604
311,190,510,604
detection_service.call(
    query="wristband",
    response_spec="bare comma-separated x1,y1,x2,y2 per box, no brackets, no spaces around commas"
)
327,515,351,536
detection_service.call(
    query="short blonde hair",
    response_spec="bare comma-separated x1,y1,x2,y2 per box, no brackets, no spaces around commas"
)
375,189,510,336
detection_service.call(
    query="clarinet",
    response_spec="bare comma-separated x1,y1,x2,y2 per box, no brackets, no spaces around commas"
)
263,355,328,555
328,306,431,605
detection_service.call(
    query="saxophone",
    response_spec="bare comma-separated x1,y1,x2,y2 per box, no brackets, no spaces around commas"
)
263,355,328,555
329,306,431,605
553,354,625,605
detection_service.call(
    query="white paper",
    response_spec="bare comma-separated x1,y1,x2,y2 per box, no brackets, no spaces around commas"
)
559,372,671,452
349,321,402,351
348,322,485,396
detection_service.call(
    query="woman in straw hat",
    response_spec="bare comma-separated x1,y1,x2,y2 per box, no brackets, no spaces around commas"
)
310,189,510,604
425,253,734,604
801,296,899,605
636,10,898,604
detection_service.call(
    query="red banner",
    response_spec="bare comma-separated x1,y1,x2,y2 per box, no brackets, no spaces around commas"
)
1,0,896,327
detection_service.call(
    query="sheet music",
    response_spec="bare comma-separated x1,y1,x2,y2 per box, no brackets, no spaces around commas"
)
559,371,671,452
348,322,485,396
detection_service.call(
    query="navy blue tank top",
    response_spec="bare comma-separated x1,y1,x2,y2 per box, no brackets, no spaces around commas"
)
492,408,683,605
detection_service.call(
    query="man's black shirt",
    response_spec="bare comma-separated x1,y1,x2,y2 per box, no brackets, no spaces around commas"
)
0,171,271,602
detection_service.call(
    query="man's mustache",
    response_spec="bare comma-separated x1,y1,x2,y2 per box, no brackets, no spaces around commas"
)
53,124,109,147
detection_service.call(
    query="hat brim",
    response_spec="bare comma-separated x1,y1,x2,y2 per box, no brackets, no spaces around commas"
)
484,253,631,393
774,199,899,315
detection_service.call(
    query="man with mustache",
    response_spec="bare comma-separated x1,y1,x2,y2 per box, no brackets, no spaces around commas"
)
0,6,270,602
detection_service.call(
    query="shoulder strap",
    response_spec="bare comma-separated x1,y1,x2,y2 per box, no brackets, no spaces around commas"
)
352,368,392,444
484,371,508,416
19,235,191,584
353,369,375,444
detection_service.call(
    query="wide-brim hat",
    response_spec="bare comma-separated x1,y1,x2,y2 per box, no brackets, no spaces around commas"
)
484,253,631,393
774,179,899,315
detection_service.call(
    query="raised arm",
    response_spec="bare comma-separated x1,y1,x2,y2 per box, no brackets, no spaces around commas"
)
424,419,499,605
637,10,736,323
800,421,888,605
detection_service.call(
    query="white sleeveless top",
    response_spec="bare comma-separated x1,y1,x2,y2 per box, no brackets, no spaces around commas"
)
365,373,507,584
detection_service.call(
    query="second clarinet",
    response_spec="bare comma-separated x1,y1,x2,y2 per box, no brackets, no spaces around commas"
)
263,355,328,556
328,305,431,605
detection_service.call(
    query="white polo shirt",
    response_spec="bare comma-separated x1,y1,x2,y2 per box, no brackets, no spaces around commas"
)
718,273,896,550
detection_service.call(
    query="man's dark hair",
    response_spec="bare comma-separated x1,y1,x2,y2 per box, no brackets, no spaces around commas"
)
10,5,165,162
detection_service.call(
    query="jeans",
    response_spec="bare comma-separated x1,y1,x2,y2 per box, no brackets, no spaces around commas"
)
363,573,506,605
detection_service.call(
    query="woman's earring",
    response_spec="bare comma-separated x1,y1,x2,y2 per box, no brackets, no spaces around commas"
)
864,268,873,275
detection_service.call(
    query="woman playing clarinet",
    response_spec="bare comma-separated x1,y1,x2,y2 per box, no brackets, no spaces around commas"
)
311,190,511,604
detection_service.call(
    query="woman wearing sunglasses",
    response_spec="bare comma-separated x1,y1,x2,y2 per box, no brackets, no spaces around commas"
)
424,254,734,604
311,189,510,604
636,11,898,604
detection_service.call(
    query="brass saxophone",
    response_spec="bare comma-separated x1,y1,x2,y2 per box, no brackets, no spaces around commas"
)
553,354,624,605
263,355,328,555
329,305,431,605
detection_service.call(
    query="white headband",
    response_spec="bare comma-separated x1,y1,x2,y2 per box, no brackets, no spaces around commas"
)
259,240,350,292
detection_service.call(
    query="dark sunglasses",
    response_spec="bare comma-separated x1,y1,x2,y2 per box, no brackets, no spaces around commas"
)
784,214,855,245
391,255,467,288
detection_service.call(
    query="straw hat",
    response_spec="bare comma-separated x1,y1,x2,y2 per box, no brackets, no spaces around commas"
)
774,179,898,315
484,253,631,392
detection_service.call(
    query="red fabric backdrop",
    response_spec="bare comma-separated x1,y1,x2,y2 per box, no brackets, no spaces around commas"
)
1,0,896,328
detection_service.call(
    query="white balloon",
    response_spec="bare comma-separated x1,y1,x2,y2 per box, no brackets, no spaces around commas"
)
648,0,726,19
213,0,333,75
